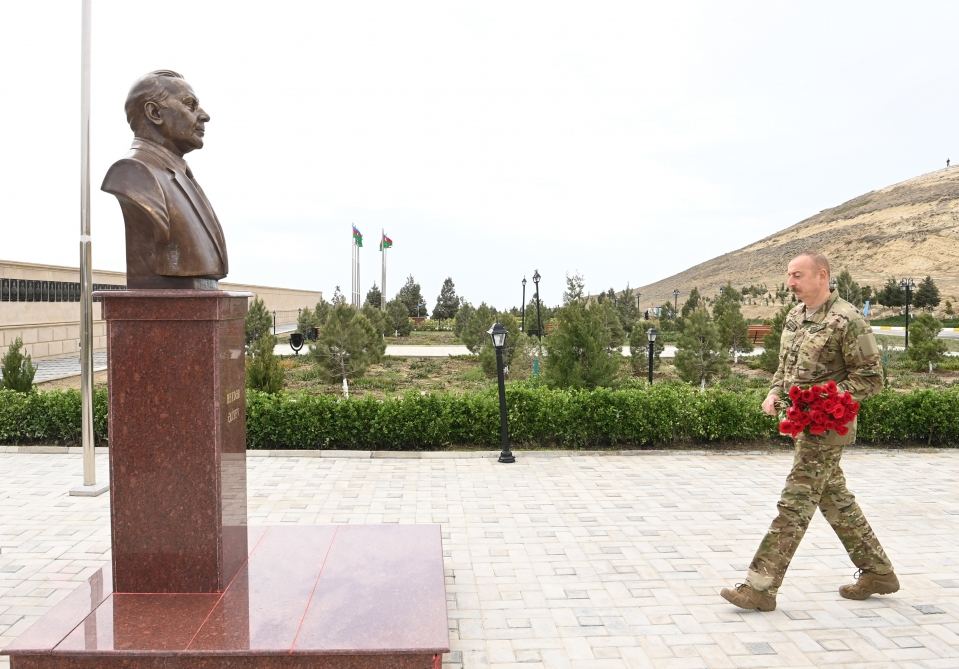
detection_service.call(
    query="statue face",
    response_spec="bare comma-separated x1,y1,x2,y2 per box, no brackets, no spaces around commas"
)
151,78,210,156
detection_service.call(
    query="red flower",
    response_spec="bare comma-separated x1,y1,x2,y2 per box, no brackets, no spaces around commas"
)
779,383,859,439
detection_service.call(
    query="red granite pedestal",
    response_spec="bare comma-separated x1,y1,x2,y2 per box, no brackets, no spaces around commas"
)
100,290,250,593
2,290,449,669
3,525,448,669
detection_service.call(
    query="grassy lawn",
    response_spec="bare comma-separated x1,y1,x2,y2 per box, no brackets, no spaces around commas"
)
282,354,496,397
387,330,459,345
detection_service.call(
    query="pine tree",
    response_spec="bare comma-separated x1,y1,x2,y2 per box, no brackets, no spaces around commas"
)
432,277,460,320
245,296,273,350
297,297,330,339
385,299,412,336
757,304,793,373
362,303,389,336
907,313,947,372
454,302,475,340
913,275,941,309
332,285,347,306
310,304,385,397
563,272,586,304
680,287,702,318
543,301,621,389
458,302,497,353
674,308,728,388
713,286,753,362
835,269,863,308
1,337,37,392
614,285,639,333
364,283,383,309
875,277,904,307
246,334,284,393
396,275,425,317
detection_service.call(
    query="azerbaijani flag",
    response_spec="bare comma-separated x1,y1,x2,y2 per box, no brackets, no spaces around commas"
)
380,232,393,250
352,225,363,247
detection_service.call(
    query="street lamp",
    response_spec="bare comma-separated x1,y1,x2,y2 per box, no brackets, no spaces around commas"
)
646,327,658,384
532,270,542,341
673,289,680,315
521,277,527,332
900,278,916,349
488,323,514,463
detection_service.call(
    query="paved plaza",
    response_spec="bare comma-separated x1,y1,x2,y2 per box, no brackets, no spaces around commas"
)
1,448,957,668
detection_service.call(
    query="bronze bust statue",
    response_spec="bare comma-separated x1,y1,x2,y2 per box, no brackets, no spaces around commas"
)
102,70,228,289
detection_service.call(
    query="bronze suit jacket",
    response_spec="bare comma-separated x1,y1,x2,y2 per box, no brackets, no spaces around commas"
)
102,139,228,288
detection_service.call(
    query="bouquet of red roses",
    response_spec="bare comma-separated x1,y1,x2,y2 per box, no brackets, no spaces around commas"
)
777,379,860,438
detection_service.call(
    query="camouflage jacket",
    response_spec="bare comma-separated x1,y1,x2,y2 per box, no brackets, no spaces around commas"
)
770,293,882,445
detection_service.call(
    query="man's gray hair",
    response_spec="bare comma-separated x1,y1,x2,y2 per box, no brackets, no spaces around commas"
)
124,70,185,132
795,251,831,277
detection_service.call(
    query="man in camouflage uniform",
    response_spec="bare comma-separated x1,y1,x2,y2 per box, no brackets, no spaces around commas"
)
721,252,898,612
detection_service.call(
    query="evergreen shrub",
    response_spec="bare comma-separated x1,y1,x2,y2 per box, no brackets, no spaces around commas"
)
3,386,958,449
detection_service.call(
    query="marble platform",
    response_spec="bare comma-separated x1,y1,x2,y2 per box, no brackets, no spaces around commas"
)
3,525,448,669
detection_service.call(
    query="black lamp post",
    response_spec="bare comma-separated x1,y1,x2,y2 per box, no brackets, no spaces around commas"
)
532,270,542,341
289,332,305,355
488,323,514,463
521,277,527,332
646,327,657,384
272,310,277,336
673,289,680,315
900,277,916,349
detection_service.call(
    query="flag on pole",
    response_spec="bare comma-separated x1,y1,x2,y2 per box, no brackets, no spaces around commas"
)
380,232,393,250
352,224,363,247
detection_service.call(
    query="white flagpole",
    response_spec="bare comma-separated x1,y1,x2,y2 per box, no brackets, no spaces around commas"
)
72,0,107,497
381,230,386,311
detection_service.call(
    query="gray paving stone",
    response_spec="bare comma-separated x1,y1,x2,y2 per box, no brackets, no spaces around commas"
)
1,449,958,669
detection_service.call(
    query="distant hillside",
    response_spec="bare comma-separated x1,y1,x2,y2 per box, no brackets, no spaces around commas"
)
636,167,959,316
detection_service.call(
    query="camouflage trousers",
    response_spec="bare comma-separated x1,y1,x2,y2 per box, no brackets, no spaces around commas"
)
745,437,894,595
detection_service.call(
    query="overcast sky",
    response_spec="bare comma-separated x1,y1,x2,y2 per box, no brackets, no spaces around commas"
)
2,1,957,310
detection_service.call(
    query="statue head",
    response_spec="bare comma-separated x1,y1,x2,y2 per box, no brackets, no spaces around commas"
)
125,70,210,157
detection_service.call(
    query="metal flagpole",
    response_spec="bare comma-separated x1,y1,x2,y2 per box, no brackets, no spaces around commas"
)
71,0,108,497
356,239,360,307
381,230,386,311
351,238,356,306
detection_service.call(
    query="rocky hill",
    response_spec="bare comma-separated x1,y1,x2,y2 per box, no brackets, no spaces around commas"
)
637,167,959,317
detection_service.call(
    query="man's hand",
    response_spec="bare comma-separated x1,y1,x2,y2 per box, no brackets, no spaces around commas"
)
762,393,780,416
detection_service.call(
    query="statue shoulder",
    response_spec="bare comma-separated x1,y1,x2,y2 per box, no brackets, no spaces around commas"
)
101,156,163,198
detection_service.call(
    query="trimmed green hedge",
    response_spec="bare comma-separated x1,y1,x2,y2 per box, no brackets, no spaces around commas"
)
0,388,109,445
2,385,958,449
